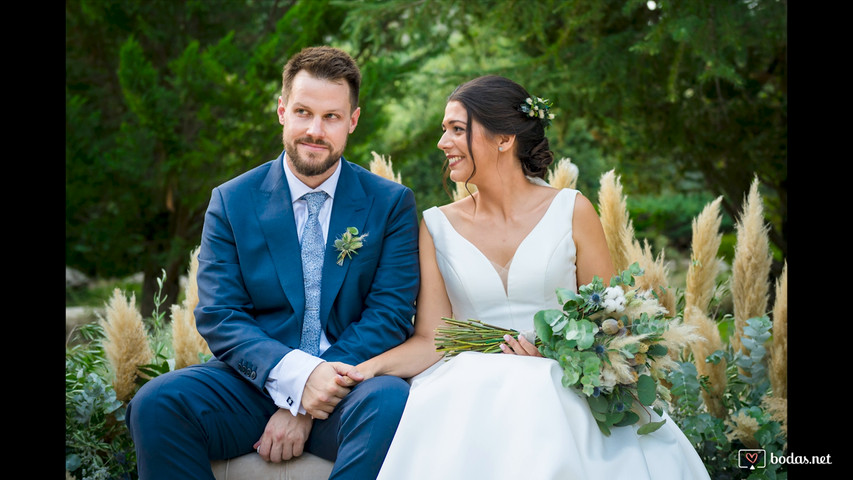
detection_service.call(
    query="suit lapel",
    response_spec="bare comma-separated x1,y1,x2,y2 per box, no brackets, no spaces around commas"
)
320,159,372,327
255,155,306,314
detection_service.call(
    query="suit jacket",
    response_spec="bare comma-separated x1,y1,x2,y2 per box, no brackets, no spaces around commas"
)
194,152,420,392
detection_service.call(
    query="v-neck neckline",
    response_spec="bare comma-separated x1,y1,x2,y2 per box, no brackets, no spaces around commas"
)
434,189,564,295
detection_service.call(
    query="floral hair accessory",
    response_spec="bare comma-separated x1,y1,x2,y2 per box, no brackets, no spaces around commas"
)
334,227,368,266
518,96,556,128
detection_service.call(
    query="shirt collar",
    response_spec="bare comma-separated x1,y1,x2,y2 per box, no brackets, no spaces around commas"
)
282,153,342,203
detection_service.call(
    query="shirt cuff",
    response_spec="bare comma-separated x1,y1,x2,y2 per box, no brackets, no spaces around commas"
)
265,349,325,416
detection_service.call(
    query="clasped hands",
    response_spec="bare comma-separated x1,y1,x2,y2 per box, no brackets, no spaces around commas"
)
254,362,364,462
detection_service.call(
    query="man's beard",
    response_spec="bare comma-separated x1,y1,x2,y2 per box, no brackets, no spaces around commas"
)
284,134,344,177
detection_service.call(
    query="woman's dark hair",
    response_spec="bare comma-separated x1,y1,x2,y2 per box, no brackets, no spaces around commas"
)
447,75,555,186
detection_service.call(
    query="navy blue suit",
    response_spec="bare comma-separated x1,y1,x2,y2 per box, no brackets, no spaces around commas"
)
128,152,420,479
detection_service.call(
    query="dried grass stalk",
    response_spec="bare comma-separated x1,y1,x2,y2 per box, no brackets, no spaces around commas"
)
100,288,153,402
685,197,723,315
369,151,402,184
597,170,636,273
628,239,676,316
171,246,211,369
684,306,728,418
730,177,772,355
547,157,578,190
726,411,760,449
769,261,787,399
762,395,788,444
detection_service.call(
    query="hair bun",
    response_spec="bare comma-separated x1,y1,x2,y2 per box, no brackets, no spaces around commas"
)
520,137,554,179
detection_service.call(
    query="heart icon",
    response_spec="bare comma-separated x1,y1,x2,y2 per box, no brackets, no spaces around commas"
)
745,452,758,464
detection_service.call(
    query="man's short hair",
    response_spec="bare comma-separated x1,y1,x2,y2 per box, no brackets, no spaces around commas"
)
281,46,361,112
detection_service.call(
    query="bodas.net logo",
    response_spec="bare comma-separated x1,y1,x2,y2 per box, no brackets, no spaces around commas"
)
739,449,766,470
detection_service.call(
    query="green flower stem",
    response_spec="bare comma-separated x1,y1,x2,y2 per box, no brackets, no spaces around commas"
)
435,318,542,356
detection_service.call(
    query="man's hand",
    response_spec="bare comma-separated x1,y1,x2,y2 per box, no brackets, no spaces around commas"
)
301,362,365,419
254,409,313,462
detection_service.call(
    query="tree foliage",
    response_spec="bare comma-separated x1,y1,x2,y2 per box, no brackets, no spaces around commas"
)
66,0,786,313
66,0,346,314
341,0,786,258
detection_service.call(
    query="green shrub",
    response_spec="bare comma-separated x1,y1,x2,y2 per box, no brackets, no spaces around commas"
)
66,272,176,480
66,323,137,480
629,193,736,252
667,315,787,479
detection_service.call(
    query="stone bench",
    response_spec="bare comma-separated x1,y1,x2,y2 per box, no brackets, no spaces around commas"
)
212,451,333,480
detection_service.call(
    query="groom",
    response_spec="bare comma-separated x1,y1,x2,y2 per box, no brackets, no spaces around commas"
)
127,46,420,480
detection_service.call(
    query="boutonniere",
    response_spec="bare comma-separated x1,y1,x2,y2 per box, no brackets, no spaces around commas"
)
334,227,368,266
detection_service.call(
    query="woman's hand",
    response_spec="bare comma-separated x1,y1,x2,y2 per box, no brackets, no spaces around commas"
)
353,360,376,381
500,334,543,357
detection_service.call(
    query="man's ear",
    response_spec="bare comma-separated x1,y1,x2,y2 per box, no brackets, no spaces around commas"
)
277,96,286,125
349,107,361,134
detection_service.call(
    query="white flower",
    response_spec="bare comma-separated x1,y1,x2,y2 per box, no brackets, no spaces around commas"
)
602,286,626,313
600,366,619,390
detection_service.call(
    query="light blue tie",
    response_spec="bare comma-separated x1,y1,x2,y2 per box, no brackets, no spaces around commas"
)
299,191,328,356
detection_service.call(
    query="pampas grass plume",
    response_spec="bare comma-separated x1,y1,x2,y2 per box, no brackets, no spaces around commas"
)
684,306,728,418
369,151,402,184
685,197,723,314
763,395,788,443
171,246,211,369
548,157,578,190
769,261,787,399
629,240,676,316
100,288,153,402
597,170,636,273
731,177,772,355
726,411,760,449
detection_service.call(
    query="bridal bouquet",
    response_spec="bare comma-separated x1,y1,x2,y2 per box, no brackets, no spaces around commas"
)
434,263,697,436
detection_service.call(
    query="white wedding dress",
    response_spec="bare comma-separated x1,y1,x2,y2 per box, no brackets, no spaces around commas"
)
377,188,710,480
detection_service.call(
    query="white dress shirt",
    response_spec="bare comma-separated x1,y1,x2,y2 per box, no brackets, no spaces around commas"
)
264,154,341,416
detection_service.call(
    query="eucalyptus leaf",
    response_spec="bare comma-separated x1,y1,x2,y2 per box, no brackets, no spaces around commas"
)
562,368,580,387
556,287,580,305
637,419,667,435
606,411,626,426
705,349,728,365
591,409,607,423
637,374,656,406
564,318,581,341
534,310,562,342
66,454,82,472
615,410,640,427
646,343,668,357
587,394,610,413
582,353,602,377
575,319,598,350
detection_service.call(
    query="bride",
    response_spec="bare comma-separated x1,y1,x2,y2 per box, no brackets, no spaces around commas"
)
355,75,710,479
